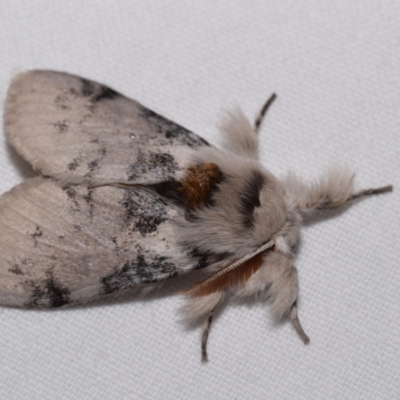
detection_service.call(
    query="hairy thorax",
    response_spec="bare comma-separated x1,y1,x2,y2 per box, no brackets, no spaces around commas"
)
176,148,289,259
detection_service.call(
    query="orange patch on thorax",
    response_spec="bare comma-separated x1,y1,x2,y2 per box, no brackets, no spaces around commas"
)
180,163,221,209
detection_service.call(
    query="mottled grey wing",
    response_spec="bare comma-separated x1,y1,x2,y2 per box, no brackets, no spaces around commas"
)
4,70,209,185
0,177,209,308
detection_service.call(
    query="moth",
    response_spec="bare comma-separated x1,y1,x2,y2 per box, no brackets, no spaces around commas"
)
0,70,392,362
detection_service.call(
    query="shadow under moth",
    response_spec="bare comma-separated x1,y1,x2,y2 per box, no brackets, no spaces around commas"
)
0,71,392,362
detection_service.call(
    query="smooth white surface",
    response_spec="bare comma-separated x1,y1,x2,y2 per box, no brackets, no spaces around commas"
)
0,1,399,399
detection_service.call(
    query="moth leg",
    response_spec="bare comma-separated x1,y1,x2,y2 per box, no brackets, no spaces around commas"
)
326,184,393,209
290,302,310,344
254,93,277,133
201,305,217,363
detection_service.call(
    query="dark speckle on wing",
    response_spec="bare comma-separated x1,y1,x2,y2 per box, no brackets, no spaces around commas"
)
53,120,69,133
139,106,209,148
92,86,120,102
101,255,178,294
55,94,71,110
61,185,82,212
68,157,81,171
8,264,24,275
26,274,70,308
30,226,43,240
80,78,121,102
121,190,168,236
127,150,179,181
81,78,96,97
83,188,95,217
88,159,98,170
133,215,166,236
29,226,43,247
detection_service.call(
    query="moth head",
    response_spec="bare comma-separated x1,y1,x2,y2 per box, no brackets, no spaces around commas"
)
249,171,285,233
177,148,300,257
242,168,301,254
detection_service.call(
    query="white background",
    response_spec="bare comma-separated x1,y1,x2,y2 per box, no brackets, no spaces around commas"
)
0,1,399,399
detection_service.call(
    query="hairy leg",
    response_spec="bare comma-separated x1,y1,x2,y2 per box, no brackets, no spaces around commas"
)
201,306,217,363
290,302,310,344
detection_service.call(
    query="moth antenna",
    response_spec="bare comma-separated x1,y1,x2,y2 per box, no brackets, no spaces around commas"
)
290,303,310,345
254,93,277,133
201,306,217,363
327,184,393,209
